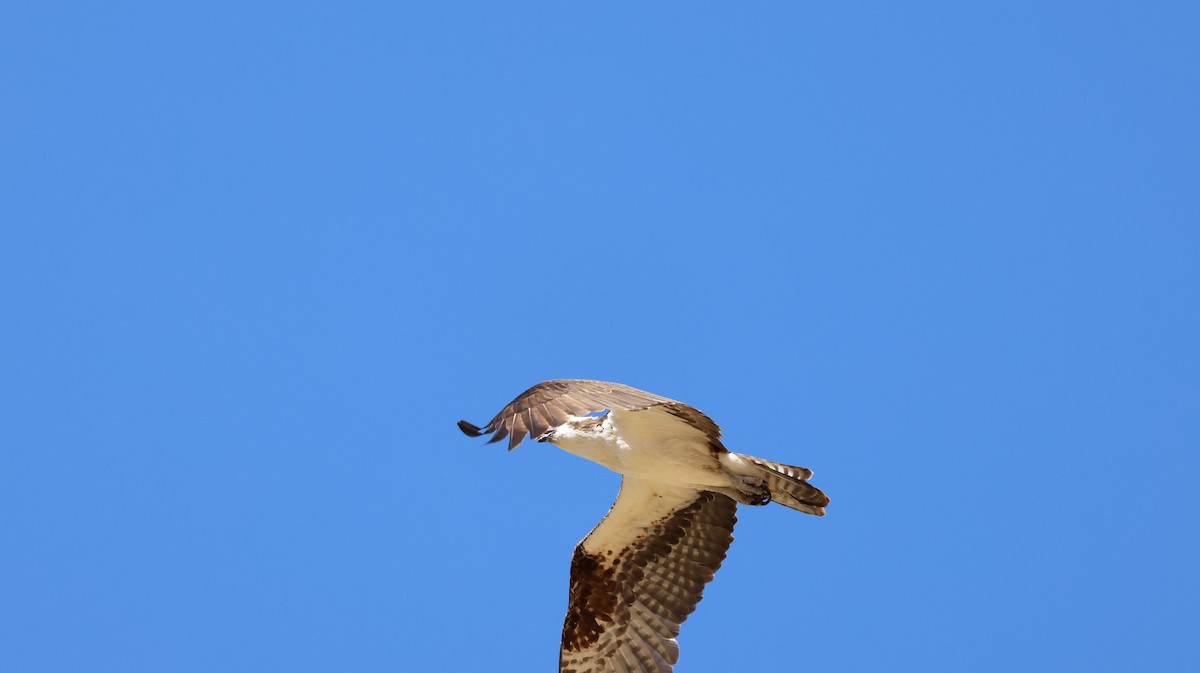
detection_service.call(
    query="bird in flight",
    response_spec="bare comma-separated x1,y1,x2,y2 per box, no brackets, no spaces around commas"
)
458,379,829,673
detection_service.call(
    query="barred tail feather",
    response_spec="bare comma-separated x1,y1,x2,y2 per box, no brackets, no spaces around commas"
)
744,455,830,516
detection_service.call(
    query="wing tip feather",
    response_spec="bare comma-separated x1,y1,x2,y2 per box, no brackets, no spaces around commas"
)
457,419,486,437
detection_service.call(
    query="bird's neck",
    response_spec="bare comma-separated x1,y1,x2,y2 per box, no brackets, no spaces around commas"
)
551,431,623,474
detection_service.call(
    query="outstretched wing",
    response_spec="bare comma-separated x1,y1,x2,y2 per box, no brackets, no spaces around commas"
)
560,479,737,673
458,379,722,450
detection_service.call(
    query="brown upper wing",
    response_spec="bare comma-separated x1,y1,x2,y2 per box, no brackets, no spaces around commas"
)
458,379,722,451
559,480,738,673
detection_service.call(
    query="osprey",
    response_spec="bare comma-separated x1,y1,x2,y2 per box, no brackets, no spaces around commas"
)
458,379,829,673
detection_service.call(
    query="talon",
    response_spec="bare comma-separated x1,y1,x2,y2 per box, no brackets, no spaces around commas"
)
732,475,772,507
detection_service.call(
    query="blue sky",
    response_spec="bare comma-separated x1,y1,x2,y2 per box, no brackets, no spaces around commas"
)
3,2,1198,671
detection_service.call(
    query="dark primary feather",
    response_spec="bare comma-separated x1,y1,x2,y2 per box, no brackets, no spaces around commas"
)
456,419,485,436
457,379,723,451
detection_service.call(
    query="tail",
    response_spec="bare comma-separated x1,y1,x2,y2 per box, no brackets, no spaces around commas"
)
744,455,830,516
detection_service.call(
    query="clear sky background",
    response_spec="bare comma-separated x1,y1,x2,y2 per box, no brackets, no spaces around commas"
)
3,2,1198,672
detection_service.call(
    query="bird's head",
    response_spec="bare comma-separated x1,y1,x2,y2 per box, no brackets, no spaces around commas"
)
540,415,608,448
